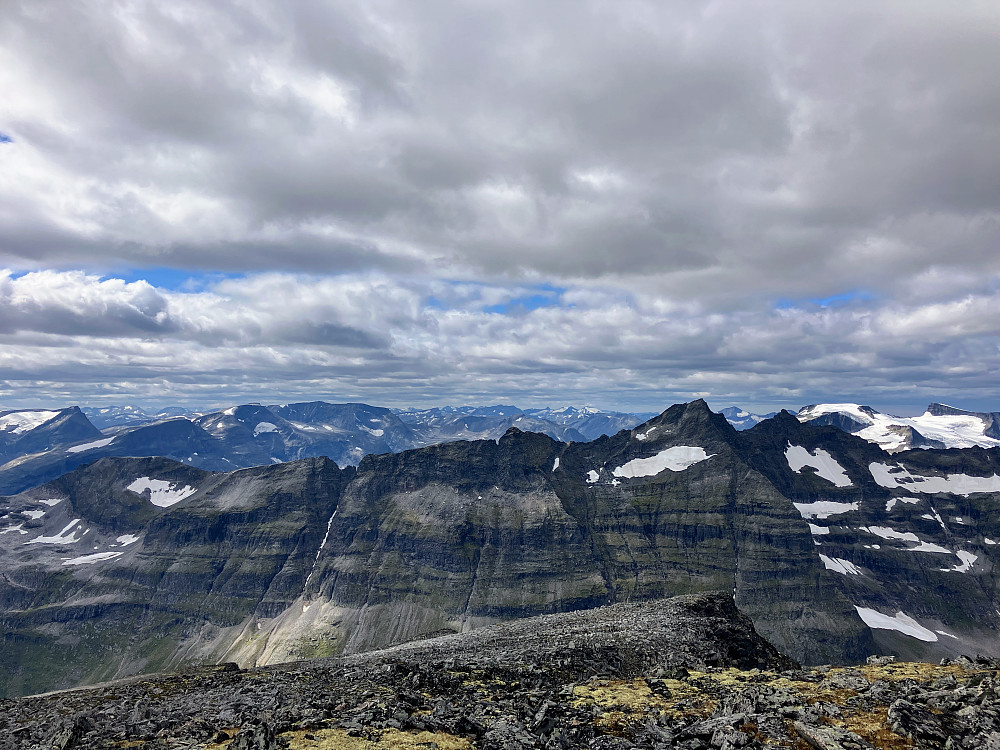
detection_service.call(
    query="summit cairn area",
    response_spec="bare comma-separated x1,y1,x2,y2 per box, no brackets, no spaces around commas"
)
4,593,1000,749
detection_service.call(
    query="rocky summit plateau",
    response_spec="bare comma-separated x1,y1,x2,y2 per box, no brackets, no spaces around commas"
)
4,593,1000,749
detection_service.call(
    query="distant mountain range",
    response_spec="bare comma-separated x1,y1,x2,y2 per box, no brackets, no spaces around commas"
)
719,406,778,430
3,401,997,498
0,402,654,496
5,399,1000,697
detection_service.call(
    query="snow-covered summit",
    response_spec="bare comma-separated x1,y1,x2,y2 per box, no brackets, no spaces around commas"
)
797,403,1000,452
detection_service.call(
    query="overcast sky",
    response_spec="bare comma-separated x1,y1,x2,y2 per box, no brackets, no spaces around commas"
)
1,1,999,415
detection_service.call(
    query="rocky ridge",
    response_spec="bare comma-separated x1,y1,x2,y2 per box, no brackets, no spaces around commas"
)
3,593,1000,750
5,400,1000,697
0,401,644,496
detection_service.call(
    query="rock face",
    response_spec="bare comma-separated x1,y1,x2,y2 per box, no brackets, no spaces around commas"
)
3,594,1000,750
4,400,1000,697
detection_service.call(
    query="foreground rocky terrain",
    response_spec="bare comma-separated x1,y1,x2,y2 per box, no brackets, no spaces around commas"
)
3,593,999,750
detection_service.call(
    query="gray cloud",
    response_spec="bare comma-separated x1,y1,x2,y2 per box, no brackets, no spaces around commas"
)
1,2,999,411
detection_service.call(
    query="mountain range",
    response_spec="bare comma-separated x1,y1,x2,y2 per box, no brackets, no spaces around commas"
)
4,399,1000,698
0,402,653,496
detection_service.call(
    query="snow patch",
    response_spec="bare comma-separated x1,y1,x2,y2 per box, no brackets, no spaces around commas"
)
886,497,921,512
552,457,560,471
22,510,45,520
62,551,124,566
253,421,279,436
66,437,115,453
785,445,852,487
985,538,997,545
908,541,952,554
116,534,140,546
941,551,977,573
586,470,599,483
862,526,918,543
40,498,64,507
612,446,714,478
126,477,197,508
26,519,82,545
819,554,863,575
793,501,859,520
854,606,938,642
920,508,946,529
0,523,27,535
808,523,830,536
870,462,1000,496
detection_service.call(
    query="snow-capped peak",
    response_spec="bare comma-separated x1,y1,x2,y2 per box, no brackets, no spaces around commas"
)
797,403,1000,452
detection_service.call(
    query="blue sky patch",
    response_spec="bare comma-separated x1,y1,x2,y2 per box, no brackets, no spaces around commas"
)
484,291,561,314
775,289,875,310
114,267,244,291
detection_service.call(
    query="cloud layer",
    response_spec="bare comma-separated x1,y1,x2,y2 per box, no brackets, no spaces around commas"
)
1,269,999,413
1,2,999,411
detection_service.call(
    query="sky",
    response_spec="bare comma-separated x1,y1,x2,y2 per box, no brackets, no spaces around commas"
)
1,1,999,415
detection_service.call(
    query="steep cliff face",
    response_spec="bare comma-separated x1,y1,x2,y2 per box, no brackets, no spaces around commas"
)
0,456,353,696
3,400,1000,697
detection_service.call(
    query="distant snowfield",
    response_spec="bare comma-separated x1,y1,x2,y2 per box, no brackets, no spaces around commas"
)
799,403,1000,451
785,445,852,487
612,446,714,478
0,410,59,434
66,437,115,453
854,606,938,642
870,462,1000,496
253,421,279,436
127,477,198,507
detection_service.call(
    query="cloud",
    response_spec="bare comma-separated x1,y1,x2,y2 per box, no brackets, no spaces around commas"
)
0,270,998,413
0,2,998,410
1,2,997,291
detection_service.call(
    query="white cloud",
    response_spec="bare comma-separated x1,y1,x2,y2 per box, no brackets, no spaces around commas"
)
0,269,996,411
0,3,998,410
